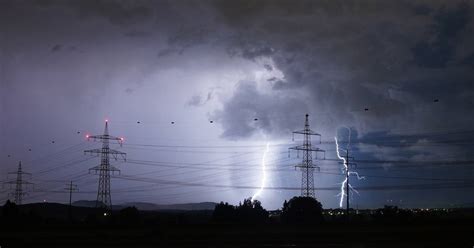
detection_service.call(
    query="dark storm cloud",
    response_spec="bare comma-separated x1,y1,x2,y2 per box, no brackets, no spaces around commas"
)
462,52,474,66
196,0,474,142
2,0,473,143
413,3,433,16
51,44,62,52
123,30,151,38
32,0,154,26
77,0,152,25
166,26,214,54
240,45,275,61
211,80,308,139
412,2,470,68
187,90,215,107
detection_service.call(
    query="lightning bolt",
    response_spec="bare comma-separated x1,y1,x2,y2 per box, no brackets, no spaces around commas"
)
335,136,348,207
251,142,270,202
335,128,365,208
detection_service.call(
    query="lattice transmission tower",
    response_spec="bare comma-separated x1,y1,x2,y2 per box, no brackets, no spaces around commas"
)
3,161,33,205
289,114,325,198
84,120,126,210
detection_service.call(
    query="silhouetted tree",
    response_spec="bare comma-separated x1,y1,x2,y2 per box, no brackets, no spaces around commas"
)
212,201,236,222
118,207,141,226
374,205,413,223
235,198,268,224
212,199,269,224
281,196,323,224
2,200,19,223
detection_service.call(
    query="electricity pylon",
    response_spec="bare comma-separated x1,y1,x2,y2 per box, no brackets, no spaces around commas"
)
64,181,78,219
3,161,33,205
289,114,325,198
84,120,126,210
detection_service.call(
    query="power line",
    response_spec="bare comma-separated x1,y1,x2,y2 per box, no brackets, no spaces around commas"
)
122,156,471,182
114,174,474,192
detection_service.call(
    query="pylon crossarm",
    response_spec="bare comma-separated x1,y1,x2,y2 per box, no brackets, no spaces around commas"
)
4,180,33,185
88,166,120,174
295,164,320,169
292,130,322,136
88,166,102,174
84,149,102,155
109,166,121,175
86,134,121,141
3,181,15,186
87,135,124,146
109,149,127,161
8,171,31,175
289,145,325,152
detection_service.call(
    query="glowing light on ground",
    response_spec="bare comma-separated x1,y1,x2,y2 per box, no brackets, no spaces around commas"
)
251,142,270,202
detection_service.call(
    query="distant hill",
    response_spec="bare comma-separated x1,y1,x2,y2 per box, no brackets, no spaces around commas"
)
72,200,217,211
121,202,217,211
452,202,474,208
11,202,215,222
18,202,98,220
72,200,96,208
72,200,103,208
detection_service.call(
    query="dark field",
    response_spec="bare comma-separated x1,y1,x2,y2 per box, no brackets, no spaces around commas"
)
1,223,473,248
1,203,473,248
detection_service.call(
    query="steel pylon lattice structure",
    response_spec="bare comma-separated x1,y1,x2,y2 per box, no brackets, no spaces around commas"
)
84,120,126,210
289,114,325,198
3,161,33,205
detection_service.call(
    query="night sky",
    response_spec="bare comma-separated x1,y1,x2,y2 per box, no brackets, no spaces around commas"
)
1,0,473,209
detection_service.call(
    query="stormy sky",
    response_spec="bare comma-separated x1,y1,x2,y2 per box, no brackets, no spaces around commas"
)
1,0,473,209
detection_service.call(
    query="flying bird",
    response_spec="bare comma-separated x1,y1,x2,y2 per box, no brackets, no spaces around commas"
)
171,121,175,124
210,120,214,123
434,99,439,102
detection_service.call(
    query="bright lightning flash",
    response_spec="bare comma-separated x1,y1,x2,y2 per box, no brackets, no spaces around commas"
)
335,135,365,208
252,142,270,202
335,137,348,207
